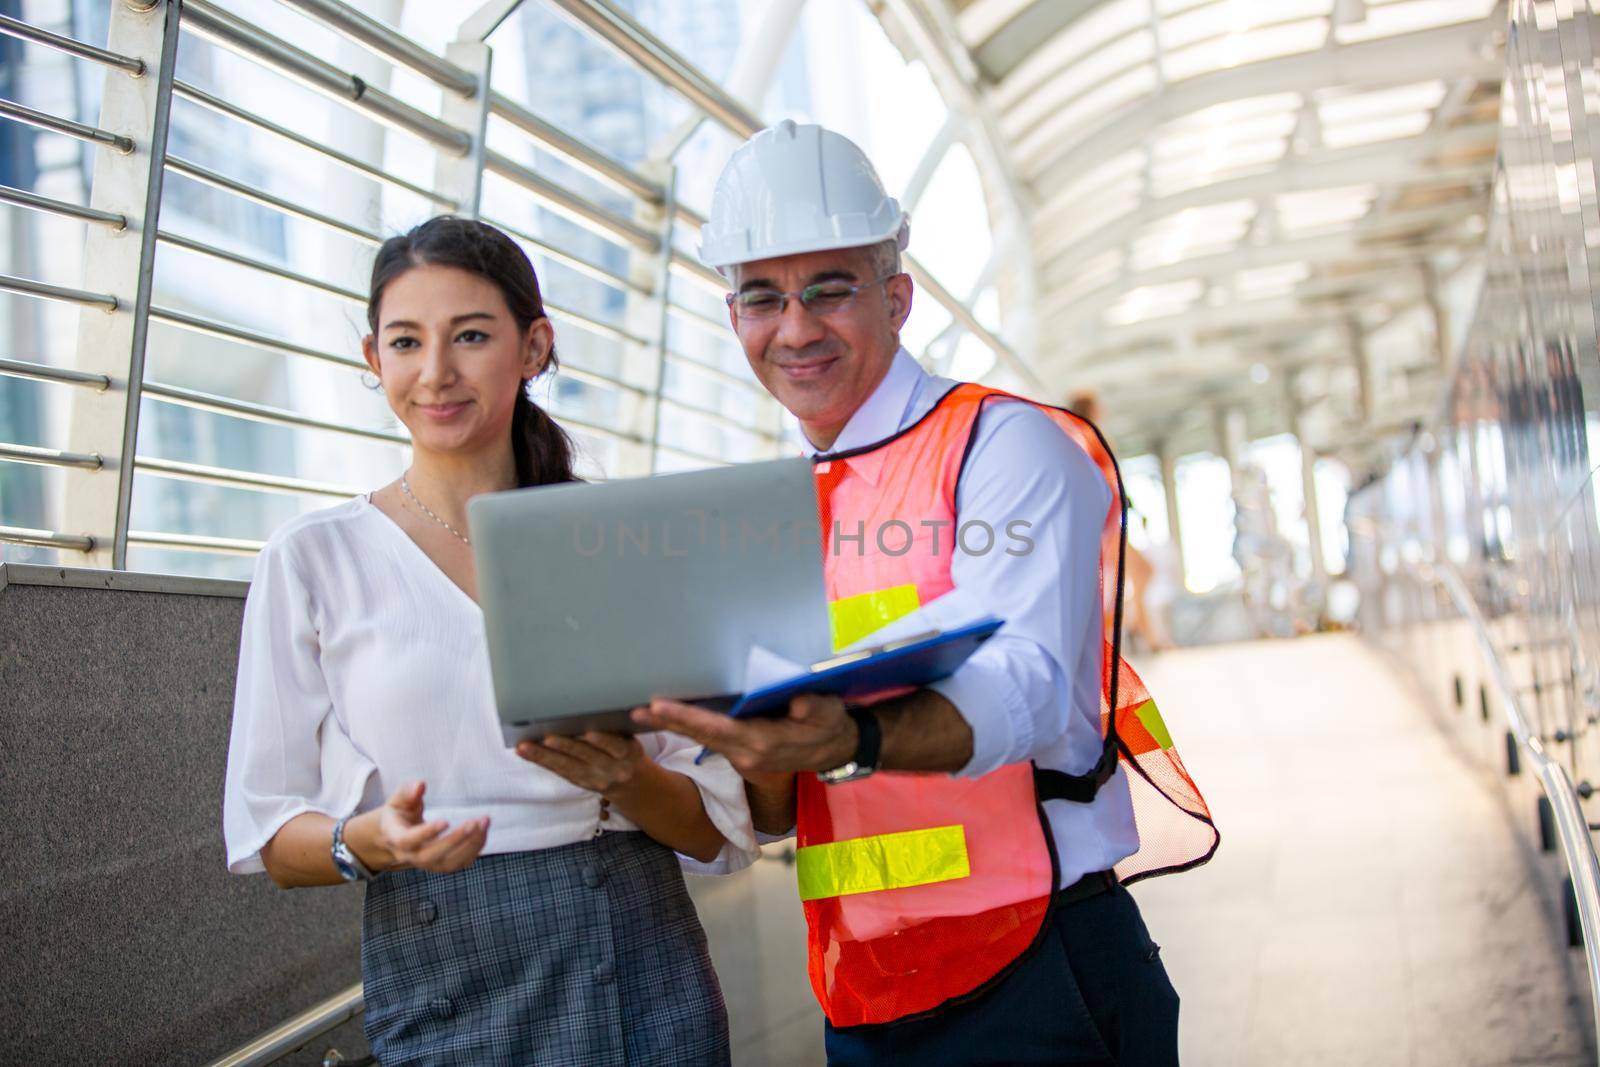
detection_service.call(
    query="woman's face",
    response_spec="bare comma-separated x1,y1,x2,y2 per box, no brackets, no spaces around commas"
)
363,263,550,458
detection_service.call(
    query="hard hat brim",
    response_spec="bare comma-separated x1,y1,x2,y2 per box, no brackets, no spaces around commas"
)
699,217,911,277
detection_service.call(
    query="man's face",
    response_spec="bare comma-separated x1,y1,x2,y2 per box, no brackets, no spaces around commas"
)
728,246,913,449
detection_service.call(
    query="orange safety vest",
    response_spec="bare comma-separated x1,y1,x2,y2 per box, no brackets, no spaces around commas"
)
795,382,1218,1029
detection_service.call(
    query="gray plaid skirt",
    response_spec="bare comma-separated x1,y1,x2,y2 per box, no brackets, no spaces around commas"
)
360,831,730,1066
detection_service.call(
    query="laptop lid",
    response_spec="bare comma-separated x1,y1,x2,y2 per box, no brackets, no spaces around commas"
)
468,456,833,736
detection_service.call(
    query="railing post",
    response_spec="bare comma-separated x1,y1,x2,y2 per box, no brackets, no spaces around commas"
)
644,163,676,473
436,28,494,218
61,0,181,568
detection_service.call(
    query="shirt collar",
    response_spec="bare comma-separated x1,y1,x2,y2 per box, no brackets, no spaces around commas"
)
805,348,929,486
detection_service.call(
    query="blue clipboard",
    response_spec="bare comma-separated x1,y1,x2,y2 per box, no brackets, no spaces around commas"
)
726,617,1004,719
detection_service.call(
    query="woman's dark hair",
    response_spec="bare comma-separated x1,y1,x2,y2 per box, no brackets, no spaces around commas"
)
367,215,577,488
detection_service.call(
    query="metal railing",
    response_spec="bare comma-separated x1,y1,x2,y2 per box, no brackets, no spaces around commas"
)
1433,563,1600,1043
200,983,365,1067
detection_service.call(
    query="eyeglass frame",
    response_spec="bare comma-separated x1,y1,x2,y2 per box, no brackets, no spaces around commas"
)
724,271,902,320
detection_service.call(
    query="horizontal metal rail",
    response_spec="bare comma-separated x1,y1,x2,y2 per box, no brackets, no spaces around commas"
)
545,300,648,348
136,456,360,499
666,295,731,334
0,183,126,229
142,381,409,446
669,250,728,293
157,231,365,303
544,0,762,136
0,358,111,390
0,13,145,74
657,395,774,440
556,362,649,400
149,305,366,371
181,0,470,155
1435,563,1600,1044
173,81,457,208
0,525,94,552
277,0,477,96
484,214,647,295
126,530,266,556
550,409,650,448
488,93,663,204
202,983,365,1067
164,155,382,244
0,442,103,470
0,96,133,153
485,150,658,252
0,272,117,311
664,350,763,394
655,441,732,468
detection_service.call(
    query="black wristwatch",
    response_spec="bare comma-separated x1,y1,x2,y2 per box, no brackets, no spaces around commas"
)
331,814,375,882
817,706,883,785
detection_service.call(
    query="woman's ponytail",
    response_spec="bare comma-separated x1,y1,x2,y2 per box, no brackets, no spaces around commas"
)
511,383,577,487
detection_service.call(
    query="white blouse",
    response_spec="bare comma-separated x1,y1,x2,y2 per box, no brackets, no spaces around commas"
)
222,496,759,877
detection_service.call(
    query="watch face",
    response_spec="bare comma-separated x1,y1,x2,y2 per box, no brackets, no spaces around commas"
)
820,761,868,784
333,852,360,882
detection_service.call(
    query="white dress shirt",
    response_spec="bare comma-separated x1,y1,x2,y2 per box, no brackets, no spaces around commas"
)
222,496,760,877
808,349,1140,888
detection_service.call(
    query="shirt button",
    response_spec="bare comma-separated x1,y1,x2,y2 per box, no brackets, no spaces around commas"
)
593,960,616,984
414,900,438,925
582,865,604,888
430,997,454,1019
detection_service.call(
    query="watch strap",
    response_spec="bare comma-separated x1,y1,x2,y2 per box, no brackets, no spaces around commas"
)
331,814,375,882
846,705,883,773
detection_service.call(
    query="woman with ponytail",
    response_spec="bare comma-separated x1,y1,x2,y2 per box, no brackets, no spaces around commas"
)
222,216,755,1065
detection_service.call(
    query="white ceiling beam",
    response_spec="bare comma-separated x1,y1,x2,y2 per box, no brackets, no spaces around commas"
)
1039,200,1482,323
1031,121,1496,267
1013,17,1502,185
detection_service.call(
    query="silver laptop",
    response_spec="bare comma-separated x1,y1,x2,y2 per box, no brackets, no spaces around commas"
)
468,456,835,741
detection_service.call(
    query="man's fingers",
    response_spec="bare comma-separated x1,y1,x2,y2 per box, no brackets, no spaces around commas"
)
538,735,612,765
581,731,636,760
634,699,746,748
517,740,601,788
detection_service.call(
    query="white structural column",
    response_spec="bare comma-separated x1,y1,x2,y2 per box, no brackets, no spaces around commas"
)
1420,261,1454,369
1214,405,1249,493
1158,441,1187,589
1287,371,1327,583
1347,315,1373,424
62,0,181,567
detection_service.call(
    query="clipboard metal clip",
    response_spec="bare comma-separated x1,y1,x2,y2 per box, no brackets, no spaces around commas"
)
808,630,942,673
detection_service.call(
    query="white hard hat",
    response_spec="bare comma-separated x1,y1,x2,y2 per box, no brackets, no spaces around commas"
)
698,119,910,276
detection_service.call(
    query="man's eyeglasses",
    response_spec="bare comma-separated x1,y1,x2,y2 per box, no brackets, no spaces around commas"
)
725,273,898,320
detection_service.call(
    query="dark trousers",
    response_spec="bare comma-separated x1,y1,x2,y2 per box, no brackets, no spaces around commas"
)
823,883,1179,1066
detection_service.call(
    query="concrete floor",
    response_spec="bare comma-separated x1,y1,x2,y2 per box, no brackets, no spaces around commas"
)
691,634,1596,1065
1135,634,1594,1067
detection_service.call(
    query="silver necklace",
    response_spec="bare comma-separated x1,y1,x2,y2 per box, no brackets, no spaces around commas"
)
400,472,470,545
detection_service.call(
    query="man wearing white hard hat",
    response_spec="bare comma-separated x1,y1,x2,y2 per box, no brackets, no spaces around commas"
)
635,120,1211,1065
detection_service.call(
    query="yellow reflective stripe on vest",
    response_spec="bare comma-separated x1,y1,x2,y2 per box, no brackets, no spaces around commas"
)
795,825,971,901
1133,698,1173,751
828,584,922,651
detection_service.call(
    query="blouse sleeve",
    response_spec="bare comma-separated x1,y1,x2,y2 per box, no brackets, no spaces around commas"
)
222,536,377,874
644,731,760,876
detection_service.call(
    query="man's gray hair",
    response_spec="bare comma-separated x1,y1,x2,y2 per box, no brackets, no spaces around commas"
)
863,238,901,279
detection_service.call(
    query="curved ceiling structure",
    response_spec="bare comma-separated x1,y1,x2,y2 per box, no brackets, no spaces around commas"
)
883,0,1506,459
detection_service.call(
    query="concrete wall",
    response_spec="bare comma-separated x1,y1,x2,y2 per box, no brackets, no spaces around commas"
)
0,564,368,1066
